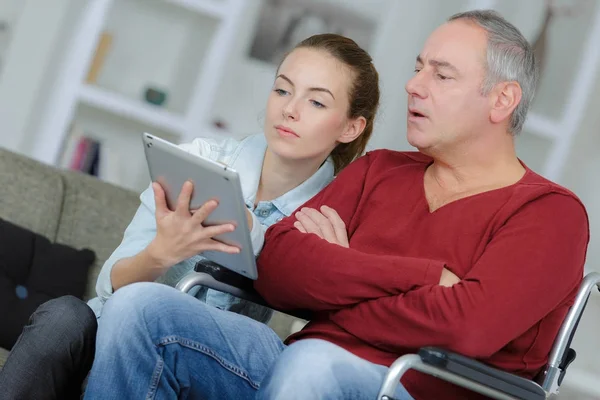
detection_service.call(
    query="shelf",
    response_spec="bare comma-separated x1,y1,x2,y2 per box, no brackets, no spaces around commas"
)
249,0,379,64
93,0,221,115
68,104,183,192
523,113,559,140
167,0,228,19
78,84,186,135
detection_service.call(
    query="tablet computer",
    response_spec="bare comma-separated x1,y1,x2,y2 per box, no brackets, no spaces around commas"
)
142,132,257,280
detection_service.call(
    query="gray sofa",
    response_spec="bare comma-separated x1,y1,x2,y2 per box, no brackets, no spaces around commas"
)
0,148,300,369
0,148,140,367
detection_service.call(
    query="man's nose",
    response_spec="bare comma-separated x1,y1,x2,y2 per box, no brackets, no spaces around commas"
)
405,72,427,99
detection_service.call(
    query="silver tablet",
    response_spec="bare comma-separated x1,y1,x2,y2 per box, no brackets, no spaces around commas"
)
142,132,257,280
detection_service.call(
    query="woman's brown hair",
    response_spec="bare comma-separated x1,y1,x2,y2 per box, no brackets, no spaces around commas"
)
280,33,380,174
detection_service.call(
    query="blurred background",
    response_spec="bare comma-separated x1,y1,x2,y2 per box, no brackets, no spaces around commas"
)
0,0,598,398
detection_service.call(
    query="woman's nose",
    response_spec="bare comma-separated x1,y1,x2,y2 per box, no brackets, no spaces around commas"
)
282,100,299,120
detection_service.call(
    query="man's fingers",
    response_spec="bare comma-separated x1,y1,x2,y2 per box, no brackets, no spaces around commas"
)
295,211,323,238
294,221,307,233
191,199,219,223
175,181,194,216
300,207,338,243
321,205,349,247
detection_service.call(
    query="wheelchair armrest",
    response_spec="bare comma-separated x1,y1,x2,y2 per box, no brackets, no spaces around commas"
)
176,260,312,321
175,260,268,306
418,347,546,400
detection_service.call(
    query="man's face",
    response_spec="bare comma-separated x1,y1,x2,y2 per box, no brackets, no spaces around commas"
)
405,20,491,154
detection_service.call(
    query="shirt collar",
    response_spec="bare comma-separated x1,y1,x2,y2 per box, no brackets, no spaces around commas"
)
231,134,335,216
271,158,334,216
230,134,267,208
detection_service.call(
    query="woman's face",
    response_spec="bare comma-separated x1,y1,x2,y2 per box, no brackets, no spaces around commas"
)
264,48,364,164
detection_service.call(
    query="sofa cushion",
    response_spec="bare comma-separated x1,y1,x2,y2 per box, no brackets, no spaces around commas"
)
56,169,139,300
0,219,95,350
0,149,64,241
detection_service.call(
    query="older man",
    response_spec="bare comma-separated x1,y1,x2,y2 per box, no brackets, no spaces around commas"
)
83,10,588,400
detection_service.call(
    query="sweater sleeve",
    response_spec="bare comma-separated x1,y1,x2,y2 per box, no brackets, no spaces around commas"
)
329,193,589,359
254,152,445,312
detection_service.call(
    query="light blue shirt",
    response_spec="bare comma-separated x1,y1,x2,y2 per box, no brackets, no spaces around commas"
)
88,134,334,320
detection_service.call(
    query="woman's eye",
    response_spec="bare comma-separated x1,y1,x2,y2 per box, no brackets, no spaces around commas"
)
414,68,421,74
274,88,289,96
437,74,449,80
310,100,325,108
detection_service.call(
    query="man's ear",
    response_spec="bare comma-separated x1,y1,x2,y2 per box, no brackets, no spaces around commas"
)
490,81,522,125
338,116,367,144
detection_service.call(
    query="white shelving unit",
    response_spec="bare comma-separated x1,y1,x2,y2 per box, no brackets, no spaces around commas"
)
461,0,600,184
28,0,248,191
517,3,600,183
78,84,188,134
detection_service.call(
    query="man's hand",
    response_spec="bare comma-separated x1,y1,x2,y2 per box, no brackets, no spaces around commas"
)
439,268,460,287
294,205,349,248
293,205,460,286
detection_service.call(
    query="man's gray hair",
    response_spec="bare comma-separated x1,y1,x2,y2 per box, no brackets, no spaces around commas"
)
448,10,538,135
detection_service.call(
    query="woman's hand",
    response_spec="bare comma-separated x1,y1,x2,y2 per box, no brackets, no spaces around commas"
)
245,208,254,230
147,181,240,268
294,205,349,248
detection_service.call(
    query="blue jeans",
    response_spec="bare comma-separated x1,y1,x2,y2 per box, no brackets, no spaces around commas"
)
83,282,413,400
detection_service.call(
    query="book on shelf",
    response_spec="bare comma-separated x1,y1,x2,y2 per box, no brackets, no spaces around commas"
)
68,136,100,175
58,124,122,186
86,31,113,84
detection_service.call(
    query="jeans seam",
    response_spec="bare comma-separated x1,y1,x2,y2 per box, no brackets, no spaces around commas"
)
146,355,164,400
156,335,261,390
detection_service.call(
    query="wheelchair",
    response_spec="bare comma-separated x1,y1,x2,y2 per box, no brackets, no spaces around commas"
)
177,260,600,400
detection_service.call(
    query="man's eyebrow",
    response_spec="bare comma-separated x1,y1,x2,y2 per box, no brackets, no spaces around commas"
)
276,74,335,99
415,55,460,74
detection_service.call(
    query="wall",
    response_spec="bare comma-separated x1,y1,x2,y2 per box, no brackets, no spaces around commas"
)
0,0,75,153
209,0,392,139
559,57,600,390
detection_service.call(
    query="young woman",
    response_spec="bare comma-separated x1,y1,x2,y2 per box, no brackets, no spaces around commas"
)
0,33,381,400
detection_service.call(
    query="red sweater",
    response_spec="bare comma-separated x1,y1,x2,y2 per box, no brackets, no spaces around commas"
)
255,150,589,400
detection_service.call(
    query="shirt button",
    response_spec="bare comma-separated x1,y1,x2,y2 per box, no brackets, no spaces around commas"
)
276,217,283,222
260,210,269,217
